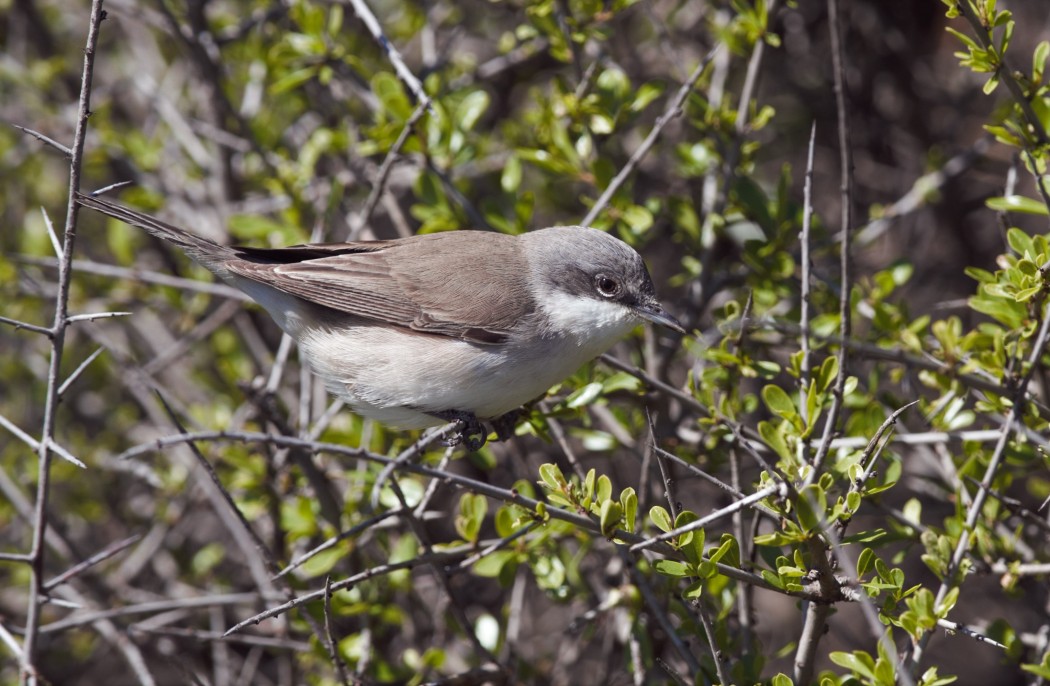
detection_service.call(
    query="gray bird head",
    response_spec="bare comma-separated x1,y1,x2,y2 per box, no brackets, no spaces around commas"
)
522,227,684,341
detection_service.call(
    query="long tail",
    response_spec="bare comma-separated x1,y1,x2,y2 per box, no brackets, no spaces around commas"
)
75,192,236,277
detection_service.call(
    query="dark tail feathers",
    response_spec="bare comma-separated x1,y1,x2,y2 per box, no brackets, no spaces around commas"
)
75,192,234,276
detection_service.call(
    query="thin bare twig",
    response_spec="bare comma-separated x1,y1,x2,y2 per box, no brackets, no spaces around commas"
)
629,484,785,553
799,122,817,405
806,0,853,486
794,1,853,679
910,297,1050,675
349,98,431,240
581,46,721,227
692,598,730,685
56,347,105,398
117,429,802,597
344,0,431,108
43,535,142,592
11,123,72,157
323,576,352,686
0,315,53,338
22,4,105,679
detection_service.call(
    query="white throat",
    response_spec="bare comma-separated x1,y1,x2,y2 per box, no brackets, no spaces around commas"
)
538,291,640,353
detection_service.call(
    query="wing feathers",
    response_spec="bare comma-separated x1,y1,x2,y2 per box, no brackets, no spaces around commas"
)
225,232,534,344
77,193,534,345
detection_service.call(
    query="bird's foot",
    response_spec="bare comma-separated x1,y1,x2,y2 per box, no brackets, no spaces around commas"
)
490,409,522,442
430,410,488,452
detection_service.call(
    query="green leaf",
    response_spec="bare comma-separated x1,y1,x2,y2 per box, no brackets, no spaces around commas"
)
599,499,623,538
456,90,490,131
795,483,827,534
762,385,798,423
501,154,523,193
649,506,673,533
987,195,1050,215
857,548,875,577
683,579,704,599
830,650,877,681
620,488,638,534
596,474,612,503
455,493,487,542
565,382,603,409
1006,227,1035,256
653,559,692,577
473,550,517,578
538,463,566,492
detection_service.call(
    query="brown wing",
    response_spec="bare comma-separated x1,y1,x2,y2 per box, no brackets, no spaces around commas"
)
225,231,535,344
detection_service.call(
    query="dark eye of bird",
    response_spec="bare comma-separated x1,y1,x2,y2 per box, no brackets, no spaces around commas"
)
595,275,619,297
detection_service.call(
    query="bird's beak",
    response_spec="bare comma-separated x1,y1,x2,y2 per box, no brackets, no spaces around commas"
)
635,299,686,334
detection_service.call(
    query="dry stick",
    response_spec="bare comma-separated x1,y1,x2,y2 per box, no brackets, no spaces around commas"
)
224,544,480,635
142,300,241,377
764,318,1050,422
378,463,503,669
0,621,23,659
807,0,854,486
0,315,54,338
854,137,990,247
21,3,104,682
600,353,712,420
349,97,431,240
42,535,142,592
794,1,853,681
733,0,777,134
128,625,310,652
1025,149,1050,218
542,405,587,481
11,124,72,156
413,445,455,518
909,298,1050,676
628,628,645,686
449,522,542,573
580,45,721,227
728,449,753,616
65,311,131,324
650,417,680,521
799,122,817,407
322,576,352,686
652,444,757,503
345,0,430,107
820,522,915,686
119,430,812,598
969,478,1050,534
726,288,756,658
692,597,730,686
369,425,457,509
833,400,920,541
426,159,493,231
56,347,105,398
154,395,338,663
40,207,63,261
0,413,84,469
935,619,1008,650
617,547,702,678
38,593,277,635
15,254,250,300
629,484,785,553
274,509,402,579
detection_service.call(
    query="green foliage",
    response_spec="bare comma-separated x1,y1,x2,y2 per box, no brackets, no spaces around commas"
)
5,0,1050,684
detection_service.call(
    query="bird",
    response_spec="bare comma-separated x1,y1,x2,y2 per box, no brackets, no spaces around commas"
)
76,191,684,448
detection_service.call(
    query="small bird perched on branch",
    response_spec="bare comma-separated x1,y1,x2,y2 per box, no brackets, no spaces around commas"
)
77,191,684,449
